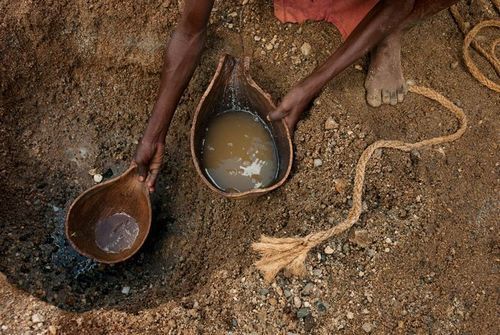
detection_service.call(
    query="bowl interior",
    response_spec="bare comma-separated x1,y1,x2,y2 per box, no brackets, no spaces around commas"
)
66,173,151,263
192,55,292,197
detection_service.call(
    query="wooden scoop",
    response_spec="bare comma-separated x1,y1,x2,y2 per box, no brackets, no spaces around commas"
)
191,54,294,199
65,165,151,263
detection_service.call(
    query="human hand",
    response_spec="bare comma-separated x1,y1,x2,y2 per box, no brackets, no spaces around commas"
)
133,139,165,192
268,83,317,131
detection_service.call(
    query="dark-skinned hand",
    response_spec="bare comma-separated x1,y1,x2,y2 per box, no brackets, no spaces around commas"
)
133,139,165,193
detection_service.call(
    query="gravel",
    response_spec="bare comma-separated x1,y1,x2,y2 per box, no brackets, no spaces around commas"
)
296,307,311,319
362,322,373,333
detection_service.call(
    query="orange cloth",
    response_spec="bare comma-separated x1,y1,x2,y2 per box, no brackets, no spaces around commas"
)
274,0,379,39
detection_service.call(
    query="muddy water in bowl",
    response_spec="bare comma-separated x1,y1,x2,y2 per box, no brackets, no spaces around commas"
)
94,212,139,253
202,110,279,192
191,54,293,199
66,166,151,263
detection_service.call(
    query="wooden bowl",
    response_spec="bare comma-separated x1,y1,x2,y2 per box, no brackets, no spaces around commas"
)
191,54,293,199
65,165,151,263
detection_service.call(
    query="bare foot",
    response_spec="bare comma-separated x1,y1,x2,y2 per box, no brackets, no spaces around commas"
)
365,31,408,107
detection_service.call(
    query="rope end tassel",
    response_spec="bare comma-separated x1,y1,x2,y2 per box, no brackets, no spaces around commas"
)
252,85,468,283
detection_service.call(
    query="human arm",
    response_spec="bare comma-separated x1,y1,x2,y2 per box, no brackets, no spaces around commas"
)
134,0,214,192
268,0,416,129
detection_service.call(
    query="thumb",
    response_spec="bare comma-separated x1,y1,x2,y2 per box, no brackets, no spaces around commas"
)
136,161,148,182
268,104,289,121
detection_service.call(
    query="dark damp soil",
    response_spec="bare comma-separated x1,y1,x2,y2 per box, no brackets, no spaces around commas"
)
0,1,499,334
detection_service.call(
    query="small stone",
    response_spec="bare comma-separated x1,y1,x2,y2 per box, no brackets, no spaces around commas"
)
228,11,238,17
303,301,311,308
300,42,312,56
93,174,103,183
324,117,338,130
121,286,130,294
367,248,377,257
349,229,371,248
313,159,322,167
384,247,390,253
259,288,269,296
242,0,249,4
346,311,354,319
354,64,363,71
450,61,459,69
269,298,277,305
291,56,301,65
406,79,416,86
296,307,310,319
254,35,261,41
32,313,44,323
315,301,327,313
293,296,302,308
324,246,335,255
48,325,57,335
362,322,373,333
265,43,273,51
301,283,314,296
334,178,348,195
284,289,292,298
88,168,97,176
1,325,8,331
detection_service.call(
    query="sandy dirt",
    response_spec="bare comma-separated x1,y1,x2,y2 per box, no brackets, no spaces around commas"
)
1,0,499,334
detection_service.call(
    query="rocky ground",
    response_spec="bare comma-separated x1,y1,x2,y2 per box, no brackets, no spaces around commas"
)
1,0,499,334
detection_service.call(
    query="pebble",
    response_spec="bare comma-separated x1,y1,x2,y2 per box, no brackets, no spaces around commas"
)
293,296,302,308
313,159,322,167
450,61,459,69
284,289,292,298
121,286,130,294
32,313,44,323
242,0,249,4
333,178,348,195
93,174,103,183
265,43,273,51
300,42,312,56
48,325,57,335
315,301,327,313
1,325,8,331
349,229,371,248
301,283,314,296
346,311,354,319
354,64,363,71
296,307,310,319
324,246,335,255
362,322,373,333
324,117,338,130
259,288,269,296
254,35,261,41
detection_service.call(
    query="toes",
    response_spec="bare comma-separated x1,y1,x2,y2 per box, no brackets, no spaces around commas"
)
366,88,382,107
382,90,391,105
402,82,408,95
390,91,398,105
397,85,406,103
